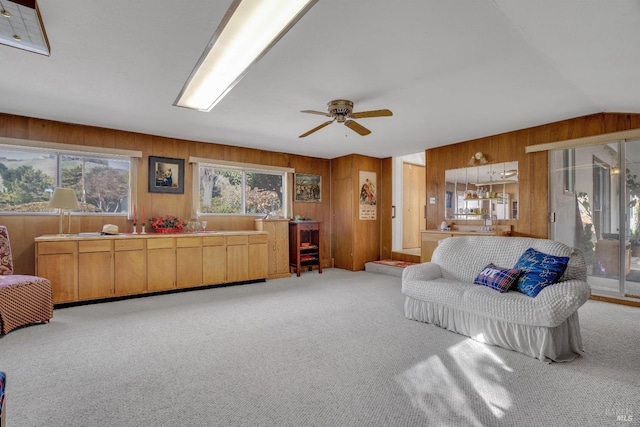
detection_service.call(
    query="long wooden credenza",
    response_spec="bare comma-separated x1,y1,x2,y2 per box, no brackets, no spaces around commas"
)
35,231,268,305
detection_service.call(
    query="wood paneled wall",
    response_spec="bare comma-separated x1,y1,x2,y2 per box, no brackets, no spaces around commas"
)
426,113,640,238
0,113,331,275
379,157,393,260
331,154,382,271
5,111,640,275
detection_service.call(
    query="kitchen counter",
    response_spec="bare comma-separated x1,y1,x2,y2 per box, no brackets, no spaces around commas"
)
420,226,511,262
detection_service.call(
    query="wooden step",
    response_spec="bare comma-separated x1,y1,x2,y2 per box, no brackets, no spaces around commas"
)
391,250,420,264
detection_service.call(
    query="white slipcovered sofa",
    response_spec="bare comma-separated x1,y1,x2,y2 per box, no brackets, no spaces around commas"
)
402,236,591,362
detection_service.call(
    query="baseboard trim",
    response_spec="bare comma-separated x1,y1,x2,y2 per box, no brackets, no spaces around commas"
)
54,279,266,309
589,294,640,308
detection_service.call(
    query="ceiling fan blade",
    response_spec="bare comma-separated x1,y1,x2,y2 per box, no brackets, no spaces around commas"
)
301,110,332,117
299,120,335,138
344,120,371,136
350,109,393,119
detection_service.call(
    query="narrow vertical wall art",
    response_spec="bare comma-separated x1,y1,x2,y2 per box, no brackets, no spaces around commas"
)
359,171,377,220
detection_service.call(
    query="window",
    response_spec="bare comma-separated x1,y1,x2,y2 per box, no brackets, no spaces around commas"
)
198,163,287,215
0,144,133,214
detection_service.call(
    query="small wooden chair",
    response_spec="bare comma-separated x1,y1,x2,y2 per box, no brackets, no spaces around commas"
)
0,226,53,335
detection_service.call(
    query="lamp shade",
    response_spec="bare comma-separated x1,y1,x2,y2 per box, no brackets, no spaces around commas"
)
49,188,79,210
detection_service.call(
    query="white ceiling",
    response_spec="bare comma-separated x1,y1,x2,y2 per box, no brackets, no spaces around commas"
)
1,0,639,160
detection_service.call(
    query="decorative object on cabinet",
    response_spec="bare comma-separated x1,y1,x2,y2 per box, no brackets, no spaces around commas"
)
289,221,321,277
48,187,79,235
148,156,184,194
294,173,321,202
0,226,53,334
101,224,120,235
151,215,184,233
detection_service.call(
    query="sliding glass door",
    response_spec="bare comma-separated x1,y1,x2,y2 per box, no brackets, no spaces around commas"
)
549,140,640,299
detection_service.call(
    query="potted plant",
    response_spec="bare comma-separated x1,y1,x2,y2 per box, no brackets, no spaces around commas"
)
626,169,640,256
577,192,596,273
150,215,184,233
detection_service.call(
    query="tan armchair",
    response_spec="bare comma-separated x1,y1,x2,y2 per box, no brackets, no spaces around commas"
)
0,226,53,334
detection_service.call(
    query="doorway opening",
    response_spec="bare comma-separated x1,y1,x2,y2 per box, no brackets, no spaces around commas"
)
392,152,425,262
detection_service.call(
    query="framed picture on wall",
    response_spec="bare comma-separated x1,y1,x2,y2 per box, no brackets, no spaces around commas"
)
148,156,185,194
294,173,321,202
446,191,452,208
359,171,377,220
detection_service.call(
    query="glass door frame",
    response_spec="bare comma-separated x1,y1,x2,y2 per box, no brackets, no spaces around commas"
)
549,141,630,298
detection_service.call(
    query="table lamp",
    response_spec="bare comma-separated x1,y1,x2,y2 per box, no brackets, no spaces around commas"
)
49,188,79,235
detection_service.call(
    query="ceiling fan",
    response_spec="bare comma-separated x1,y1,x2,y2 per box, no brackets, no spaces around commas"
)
299,99,392,138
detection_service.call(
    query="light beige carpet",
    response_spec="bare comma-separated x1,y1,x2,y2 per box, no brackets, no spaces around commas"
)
0,269,638,426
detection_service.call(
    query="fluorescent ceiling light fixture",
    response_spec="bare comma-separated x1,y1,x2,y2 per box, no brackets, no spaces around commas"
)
0,0,50,56
174,0,318,112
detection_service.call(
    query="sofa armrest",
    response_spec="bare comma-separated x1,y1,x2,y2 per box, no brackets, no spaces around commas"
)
402,262,443,282
533,279,591,326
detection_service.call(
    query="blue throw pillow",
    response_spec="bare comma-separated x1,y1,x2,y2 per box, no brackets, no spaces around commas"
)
473,263,521,293
513,247,570,297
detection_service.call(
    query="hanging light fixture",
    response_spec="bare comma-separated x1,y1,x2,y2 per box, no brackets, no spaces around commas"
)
0,0,50,56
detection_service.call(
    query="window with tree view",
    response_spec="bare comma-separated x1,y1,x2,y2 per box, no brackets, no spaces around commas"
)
0,146,131,213
199,165,284,215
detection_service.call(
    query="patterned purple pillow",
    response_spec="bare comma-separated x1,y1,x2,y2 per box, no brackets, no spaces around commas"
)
473,263,521,293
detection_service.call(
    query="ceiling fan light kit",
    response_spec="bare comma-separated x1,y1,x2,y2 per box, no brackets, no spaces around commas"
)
299,99,392,138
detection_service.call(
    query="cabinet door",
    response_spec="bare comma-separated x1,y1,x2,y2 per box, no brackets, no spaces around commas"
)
203,245,226,284
274,222,290,275
226,235,249,283
203,235,226,284
115,250,146,296
177,246,203,288
38,253,77,303
147,248,176,291
262,222,278,276
78,240,113,300
79,251,113,300
420,232,452,262
248,234,268,280
36,241,78,303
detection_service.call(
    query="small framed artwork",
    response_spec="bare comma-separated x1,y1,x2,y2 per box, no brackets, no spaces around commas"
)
446,191,453,208
148,156,185,194
359,171,376,220
294,173,321,202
